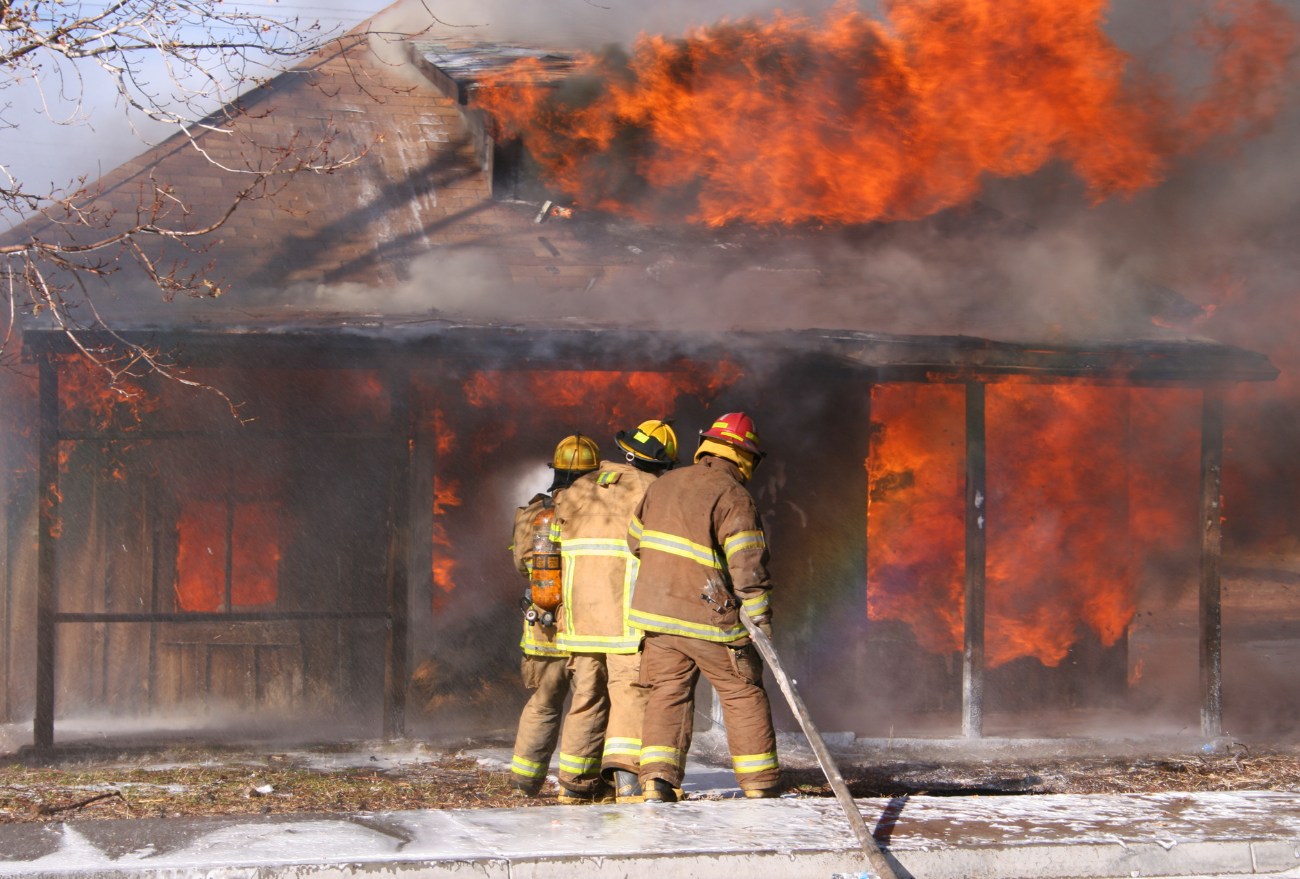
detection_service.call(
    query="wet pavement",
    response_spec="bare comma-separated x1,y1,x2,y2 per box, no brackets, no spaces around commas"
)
2,791,1300,878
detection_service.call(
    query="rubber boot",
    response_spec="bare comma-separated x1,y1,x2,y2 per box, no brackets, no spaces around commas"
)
557,785,595,805
614,770,644,804
509,776,541,798
559,781,615,805
642,778,678,804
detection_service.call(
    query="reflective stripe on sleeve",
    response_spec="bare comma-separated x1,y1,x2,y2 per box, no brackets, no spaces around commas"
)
629,517,644,540
558,752,601,774
639,745,685,768
731,751,779,773
639,529,724,569
512,755,547,778
741,592,771,616
724,530,767,564
602,737,642,760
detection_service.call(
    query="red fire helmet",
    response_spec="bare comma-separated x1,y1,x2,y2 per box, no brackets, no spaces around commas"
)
699,412,762,456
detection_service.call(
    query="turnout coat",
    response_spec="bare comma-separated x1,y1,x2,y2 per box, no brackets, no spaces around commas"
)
626,456,772,643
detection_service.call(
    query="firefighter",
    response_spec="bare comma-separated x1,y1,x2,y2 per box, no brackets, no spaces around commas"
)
508,434,601,797
550,420,678,804
626,412,779,803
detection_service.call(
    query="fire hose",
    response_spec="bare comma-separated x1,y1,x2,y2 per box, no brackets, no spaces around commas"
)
740,610,900,879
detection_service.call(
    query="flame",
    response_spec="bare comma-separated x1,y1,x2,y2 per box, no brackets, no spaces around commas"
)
868,383,1197,668
57,355,158,434
475,0,1297,226
433,476,462,516
175,501,281,612
434,409,456,456
463,364,742,454
1128,657,1144,685
431,472,461,605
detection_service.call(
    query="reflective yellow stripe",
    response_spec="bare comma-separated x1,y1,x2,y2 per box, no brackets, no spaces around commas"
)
640,529,724,569
549,523,562,542
558,537,644,653
724,530,766,564
521,619,568,657
558,633,644,652
629,517,644,540
561,537,634,557
640,745,684,768
732,751,779,773
558,753,600,774
603,737,642,759
598,471,621,485
741,592,771,616
627,608,746,642
512,755,547,778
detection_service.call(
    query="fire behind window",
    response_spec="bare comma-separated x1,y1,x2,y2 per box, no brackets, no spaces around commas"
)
176,500,281,612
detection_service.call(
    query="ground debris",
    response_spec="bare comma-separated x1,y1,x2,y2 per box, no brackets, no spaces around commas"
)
1,748,552,824
7,747,1300,823
778,753,1300,799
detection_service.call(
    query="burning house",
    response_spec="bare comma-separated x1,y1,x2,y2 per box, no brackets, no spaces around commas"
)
1,1,1296,753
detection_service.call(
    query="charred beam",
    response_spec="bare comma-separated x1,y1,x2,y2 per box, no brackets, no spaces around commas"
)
1200,387,1225,738
963,381,987,739
34,357,59,750
383,370,413,740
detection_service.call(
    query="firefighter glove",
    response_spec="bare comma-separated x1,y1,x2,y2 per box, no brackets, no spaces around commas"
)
751,614,773,642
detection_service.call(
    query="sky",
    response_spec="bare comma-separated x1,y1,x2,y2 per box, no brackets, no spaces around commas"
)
0,0,379,211
0,0,838,210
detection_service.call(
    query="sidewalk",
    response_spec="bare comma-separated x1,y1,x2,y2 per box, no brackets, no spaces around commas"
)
3,790,1300,879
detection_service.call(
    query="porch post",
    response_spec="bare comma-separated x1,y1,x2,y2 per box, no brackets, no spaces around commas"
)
1199,386,1225,738
34,356,59,750
383,369,412,740
962,381,987,739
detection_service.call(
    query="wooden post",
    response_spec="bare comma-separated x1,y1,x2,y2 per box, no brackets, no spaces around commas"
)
34,357,59,750
1199,387,1225,738
863,381,873,626
383,370,412,740
963,381,987,739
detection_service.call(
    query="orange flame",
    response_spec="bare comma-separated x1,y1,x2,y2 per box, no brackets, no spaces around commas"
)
475,0,1297,226
175,501,281,612
463,364,742,454
434,409,456,456
868,383,1197,668
431,473,462,605
433,476,462,517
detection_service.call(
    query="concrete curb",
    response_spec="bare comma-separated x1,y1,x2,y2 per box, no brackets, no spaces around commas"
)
4,793,1300,879
7,840,1300,879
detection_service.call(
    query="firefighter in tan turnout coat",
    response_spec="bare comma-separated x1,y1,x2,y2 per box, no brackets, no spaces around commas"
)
550,420,678,803
627,412,780,802
508,435,601,796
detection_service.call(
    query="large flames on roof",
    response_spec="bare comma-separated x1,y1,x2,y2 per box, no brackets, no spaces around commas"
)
475,0,1296,226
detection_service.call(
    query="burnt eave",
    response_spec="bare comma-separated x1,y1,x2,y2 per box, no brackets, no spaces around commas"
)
19,323,1279,384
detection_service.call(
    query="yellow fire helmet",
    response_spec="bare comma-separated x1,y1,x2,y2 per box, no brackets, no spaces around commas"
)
615,419,679,465
552,434,601,472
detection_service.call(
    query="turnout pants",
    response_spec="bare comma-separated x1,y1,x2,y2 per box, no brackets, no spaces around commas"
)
556,652,650,791
511,655,572,791
638,632,780,792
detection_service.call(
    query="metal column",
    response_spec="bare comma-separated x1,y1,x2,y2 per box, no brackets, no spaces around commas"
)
963,381,987,739
33,357,59,750
383,370,412,740
1199,387,1225,738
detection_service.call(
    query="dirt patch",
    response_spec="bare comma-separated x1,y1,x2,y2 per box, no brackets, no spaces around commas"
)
0,749,557,823
5,745,1300,822
776,752,1300,799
